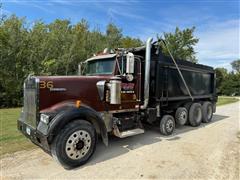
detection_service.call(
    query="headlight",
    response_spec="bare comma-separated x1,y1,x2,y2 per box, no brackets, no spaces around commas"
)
40,114,50,124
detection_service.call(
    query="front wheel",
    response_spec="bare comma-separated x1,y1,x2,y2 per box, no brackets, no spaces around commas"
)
51,120,96,169
160,115,175,135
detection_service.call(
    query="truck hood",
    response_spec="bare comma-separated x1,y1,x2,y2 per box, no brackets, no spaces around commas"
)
38,75,112,111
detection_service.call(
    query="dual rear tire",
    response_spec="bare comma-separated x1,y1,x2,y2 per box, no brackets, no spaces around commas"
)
188,103,202,127
159,101,213,135
202,102,213,123
186,101,213,126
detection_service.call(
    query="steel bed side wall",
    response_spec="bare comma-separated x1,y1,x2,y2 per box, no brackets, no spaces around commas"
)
147,51,216,111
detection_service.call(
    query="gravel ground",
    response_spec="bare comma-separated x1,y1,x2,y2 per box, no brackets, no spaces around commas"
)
1,102,239,179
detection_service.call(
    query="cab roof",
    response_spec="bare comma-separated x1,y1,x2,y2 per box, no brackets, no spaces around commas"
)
85,54,116,62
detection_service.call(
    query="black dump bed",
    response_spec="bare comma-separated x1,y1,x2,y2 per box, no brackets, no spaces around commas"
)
131,45,217,103
153,53,216,101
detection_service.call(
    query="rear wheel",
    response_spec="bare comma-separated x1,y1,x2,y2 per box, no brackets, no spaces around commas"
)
51,120,96,169
188,103,202,127
202,101,213,123
160,115,175,135
183,102,192,125
175,107,188,125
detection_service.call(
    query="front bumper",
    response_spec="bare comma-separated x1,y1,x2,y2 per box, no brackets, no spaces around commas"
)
17,118,51,153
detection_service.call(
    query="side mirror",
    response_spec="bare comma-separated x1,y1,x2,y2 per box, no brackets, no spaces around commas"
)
126,53,134,74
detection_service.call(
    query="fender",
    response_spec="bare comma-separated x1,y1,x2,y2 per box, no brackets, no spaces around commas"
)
46,104,108,146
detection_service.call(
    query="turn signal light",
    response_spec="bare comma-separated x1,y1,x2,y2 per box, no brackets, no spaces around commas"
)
76,100,81,108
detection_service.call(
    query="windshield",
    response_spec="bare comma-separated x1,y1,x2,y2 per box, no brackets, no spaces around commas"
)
84,58,115,75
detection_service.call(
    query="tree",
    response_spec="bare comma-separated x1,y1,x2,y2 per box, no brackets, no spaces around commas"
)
120,36,143,48
231,59,240,73
106,23,122,49
215,68,228,94
158,27,199,63
28,20,48,75
0,15,29,106
220,72,240,96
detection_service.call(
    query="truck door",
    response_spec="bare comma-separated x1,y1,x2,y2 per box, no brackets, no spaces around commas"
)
115,54,141,111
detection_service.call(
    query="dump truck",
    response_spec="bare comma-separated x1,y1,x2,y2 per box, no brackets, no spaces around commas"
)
18,37,217,168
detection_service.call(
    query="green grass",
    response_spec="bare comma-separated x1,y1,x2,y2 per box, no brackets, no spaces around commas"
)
0,108,35,157
0,96,238,157
217,96,239,106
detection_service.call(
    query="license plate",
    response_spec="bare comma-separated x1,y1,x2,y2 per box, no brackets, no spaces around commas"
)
26,127,31,135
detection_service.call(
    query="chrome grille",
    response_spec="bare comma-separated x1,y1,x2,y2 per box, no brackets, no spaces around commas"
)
23,77,38,128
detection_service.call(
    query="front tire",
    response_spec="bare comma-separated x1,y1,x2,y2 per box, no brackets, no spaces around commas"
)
160,115,175,135
51,120,96,169
188,103,202,127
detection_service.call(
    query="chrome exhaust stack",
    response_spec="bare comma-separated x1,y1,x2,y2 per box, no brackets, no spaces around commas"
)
141,37,153,109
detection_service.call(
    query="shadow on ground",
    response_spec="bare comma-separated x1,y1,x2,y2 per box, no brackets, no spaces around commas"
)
73,114,229,170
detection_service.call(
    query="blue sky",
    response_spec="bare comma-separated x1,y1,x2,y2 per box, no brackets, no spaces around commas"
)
1,0,240,70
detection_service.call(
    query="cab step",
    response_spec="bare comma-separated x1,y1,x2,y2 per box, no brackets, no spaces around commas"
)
113,127,145,138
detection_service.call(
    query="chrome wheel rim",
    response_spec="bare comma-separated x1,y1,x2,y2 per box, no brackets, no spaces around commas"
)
65,130,91,160
179,111,187,121
166,119,174,132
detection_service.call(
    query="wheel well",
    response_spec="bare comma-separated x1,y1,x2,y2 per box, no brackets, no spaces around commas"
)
48,115,101,145
77,115,101,134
